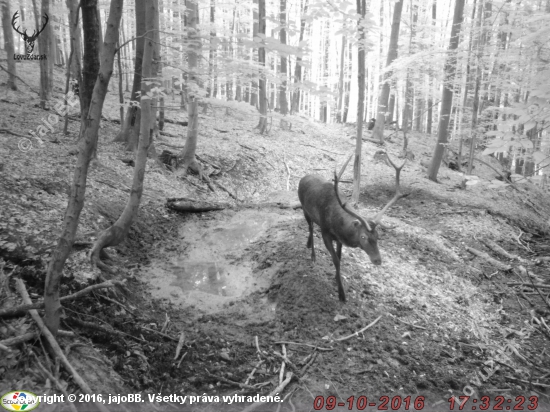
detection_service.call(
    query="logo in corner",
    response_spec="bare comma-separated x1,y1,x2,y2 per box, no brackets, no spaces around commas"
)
1,391,40,412
11,11,49,55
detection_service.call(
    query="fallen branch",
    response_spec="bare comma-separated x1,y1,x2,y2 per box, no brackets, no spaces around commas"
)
362,138,386,146
1,331,74,347
158,142,185,149
0,128,27,138
447,148,519,191
71,318,147,343
273,341,334,352
394,317,426,330
213,181,238,200
240,372,293,412
0,280,124,318
507,282,550,289
166,198,229,213
298,143,344,156
0,64,38,93
334,315,382,342
15,279,110,412
34,353,79,412
140,325,179,342
481,239,522,261
465,246,512,271
206,370,259,390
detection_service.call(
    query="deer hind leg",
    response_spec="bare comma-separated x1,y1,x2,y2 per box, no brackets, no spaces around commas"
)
304,212,316,262
322,233,346,302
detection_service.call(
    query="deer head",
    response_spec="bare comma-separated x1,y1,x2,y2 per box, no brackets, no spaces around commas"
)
12,11,49,55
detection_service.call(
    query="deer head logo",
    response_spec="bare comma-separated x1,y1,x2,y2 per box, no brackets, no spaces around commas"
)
12,11,49,55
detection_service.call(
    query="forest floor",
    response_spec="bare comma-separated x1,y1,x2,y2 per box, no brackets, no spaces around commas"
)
2,62,550,412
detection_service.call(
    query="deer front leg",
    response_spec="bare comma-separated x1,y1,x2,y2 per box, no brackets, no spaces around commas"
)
304,212,316,262
322,233,346,302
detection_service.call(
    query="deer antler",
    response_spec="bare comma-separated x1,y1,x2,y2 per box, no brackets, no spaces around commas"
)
33,13,49,39
373,153,409,224
333,155,372,231
11,11,26,36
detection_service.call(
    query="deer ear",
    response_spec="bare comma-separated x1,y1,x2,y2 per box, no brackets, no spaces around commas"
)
353,220,361,228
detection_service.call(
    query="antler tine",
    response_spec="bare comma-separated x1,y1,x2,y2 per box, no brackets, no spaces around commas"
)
333,155,372,231
36,13,49,36
12,10,25,35
373,154,409,223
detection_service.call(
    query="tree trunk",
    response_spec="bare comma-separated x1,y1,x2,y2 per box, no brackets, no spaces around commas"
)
352,0,366,204
256,0,268,133
387,94,395,124
117,41,124,126
250,0,259,108
336,33,346,123
44,0,124,336
113,0,145,150
278,0,289,115
90,0,156,272
206,0,216,99
427,0,465,181
291,0,308,113
80,0,101,135
38,0,51,108
372,0,403,143
179,0,203,174
66,0,82,81
1,1,17,90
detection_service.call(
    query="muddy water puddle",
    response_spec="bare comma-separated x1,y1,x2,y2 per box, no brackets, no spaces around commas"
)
144,210,292,313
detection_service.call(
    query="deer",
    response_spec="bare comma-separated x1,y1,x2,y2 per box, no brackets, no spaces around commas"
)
12,11,49,55
297,153,408,302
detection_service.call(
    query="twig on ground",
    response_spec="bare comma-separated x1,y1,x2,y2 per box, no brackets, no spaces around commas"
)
273,341,334,351
0,280,124,318
15,279,110,412
33,352,79,412
335,315,383,342
298,143,344,156
206,370,259,390
140,325,179,342
240,372,293,412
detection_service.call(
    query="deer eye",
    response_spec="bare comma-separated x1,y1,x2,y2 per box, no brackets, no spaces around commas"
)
361,235,366,239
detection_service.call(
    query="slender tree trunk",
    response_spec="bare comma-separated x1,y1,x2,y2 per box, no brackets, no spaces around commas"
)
179,0,203,174
250,0,259,108
117,41,124,126
66,0,82,80
80,0,101,136
387,94,395,124
372,0,403,143
336,33,346,123
278,0,289,115
352,0,366,204
44,0,124,336
113,0,145,150
63,48,74,135
1,2,17,90
90,0,156,272
291,0,308,113
206,0,216,99
256,0,268,133
38,0,51,108
427,0,465,181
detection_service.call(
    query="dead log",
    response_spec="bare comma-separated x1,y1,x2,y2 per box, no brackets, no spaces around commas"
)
166,198,229,213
